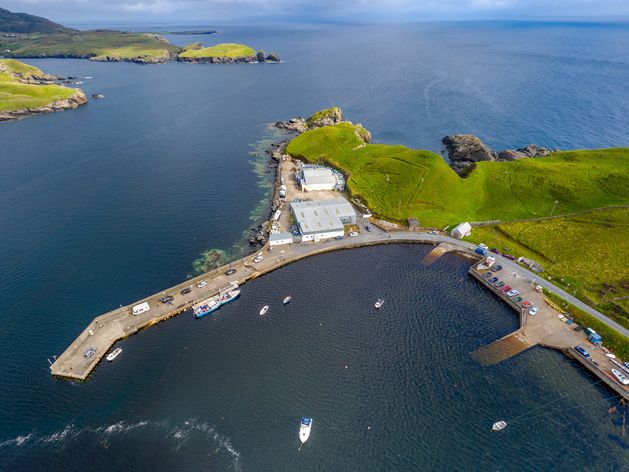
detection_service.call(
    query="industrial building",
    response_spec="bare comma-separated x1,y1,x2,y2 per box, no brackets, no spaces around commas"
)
269,232,294,247
290,198,356,241
298,166,345,192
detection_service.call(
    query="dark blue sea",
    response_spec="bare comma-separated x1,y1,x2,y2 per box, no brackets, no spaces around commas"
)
1,22,628,470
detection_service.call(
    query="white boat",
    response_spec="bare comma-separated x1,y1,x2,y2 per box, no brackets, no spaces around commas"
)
106,347,122,362
260,305,269,316
299,417,312,444
492,420,507,432
374,299,385,309
283,296,292,305
478,256,496,270
611,368,629,386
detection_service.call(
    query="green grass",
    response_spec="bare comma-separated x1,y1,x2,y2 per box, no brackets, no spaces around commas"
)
0,31,180,62
286,122,629,227
178,43,256,59
544,291,629,359
0,59,75,111
469,209,629,329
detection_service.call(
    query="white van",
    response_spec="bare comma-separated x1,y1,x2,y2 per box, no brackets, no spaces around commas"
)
132,302,150,315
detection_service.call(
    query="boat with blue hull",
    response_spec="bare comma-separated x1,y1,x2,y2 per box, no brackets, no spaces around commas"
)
193,296,221,318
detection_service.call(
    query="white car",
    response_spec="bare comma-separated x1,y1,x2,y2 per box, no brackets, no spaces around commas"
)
253,255,263,263
506,289,520,297
349,231,359,237
478,243,488,250
529,306,539,316
197,280,207,288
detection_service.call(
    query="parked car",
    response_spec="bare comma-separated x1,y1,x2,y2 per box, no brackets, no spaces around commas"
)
490,248,500,254
349,231,359,237
491,264,503,272
83,347,96,359
478,243,488,250
180,288,192,295
513,296,523,303
475,247,487,256
160,295,174,304
495,281,505,288
489,276,498,283
483,272,493,278
574,345,591,360
529,306,539,316
253,255,263,263
501,285,512,293
335,235,344,240
197,280,208,288
428,230,438,235
225,269,237,276
365,226,372,232
503,254,516,260
522,301,533,309
506,289,520,297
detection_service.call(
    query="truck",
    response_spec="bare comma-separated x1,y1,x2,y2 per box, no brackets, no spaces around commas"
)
132,302,150,315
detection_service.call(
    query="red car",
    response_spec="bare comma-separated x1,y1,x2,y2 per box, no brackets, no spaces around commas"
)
522,301,533,309
503,254,516,260
501,285,511,293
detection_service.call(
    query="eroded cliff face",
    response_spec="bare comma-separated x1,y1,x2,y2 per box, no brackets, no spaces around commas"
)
0,89,87,121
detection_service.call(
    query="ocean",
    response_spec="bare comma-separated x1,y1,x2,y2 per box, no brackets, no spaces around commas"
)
0,22,628,470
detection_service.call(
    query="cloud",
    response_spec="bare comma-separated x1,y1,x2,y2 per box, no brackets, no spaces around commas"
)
3,0,629,23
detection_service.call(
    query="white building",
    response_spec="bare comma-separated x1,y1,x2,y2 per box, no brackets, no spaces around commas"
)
290,198,356,242
451,222,472,239
298,166,345,192
269,232,294,247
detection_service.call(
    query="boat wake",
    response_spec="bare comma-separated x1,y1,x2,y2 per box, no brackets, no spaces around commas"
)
0,419,241,470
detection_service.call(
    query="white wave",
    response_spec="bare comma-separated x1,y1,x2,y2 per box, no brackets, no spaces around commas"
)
43,424,76,443
0,433,33,448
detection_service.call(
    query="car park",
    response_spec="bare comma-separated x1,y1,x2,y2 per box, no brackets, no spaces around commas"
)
197,280,208,288
84,347,96,359
491,264,503,272
529,306,539,316
180,288,192,295
225,269,237,276
574,345,591,360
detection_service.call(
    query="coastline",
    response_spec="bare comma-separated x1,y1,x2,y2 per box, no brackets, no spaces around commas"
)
0,88,87,121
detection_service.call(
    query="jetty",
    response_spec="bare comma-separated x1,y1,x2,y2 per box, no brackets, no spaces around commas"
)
50,231,629,401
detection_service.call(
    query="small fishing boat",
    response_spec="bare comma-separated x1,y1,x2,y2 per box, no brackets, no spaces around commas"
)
299,417,312,444
106,347,122,362
260,305,269,316
492,420,507,432
374,299,385,309
611,369,629,386
283,296,292,305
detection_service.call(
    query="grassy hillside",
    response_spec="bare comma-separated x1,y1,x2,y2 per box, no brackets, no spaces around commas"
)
0,59,76,112
470,208,629,328
0,31,180,63
178,43,256,59
0,7,75,34
286,122,629,227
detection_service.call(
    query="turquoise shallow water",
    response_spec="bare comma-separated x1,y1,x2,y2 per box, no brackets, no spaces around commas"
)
1,22,628,471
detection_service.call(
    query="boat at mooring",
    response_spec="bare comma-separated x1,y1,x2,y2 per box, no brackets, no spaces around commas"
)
375,298,385,309
260,305,269,316
299,417,312,445
193,296,221,318
492,420,507,432
106,347,122,362
219,287,241,306
283,296,292,305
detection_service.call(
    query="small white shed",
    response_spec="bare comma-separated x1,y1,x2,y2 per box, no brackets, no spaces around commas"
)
451,222,472,239
269,232,293,247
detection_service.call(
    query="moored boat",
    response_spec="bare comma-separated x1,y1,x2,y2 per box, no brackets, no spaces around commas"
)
193,296,221,318
611,368,629,385
492,420,507,432
106,347,122,362
478,256,496,270
283,296,292,305
260,305,269,316
299,417,312,444
375,298,384,309
220,288,241,306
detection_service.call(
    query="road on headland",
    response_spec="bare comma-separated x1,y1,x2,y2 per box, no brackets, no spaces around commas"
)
50,227,627,380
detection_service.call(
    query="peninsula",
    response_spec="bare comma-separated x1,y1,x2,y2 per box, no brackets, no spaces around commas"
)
178,42,279,63
0,58,86,121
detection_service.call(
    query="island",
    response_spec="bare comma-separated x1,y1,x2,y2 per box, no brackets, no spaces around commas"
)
0,58,86,121
0,7,279,64
281,107,629,350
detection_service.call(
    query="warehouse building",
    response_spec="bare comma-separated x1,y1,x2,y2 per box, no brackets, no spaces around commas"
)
298,166,345,192
290,198,356,242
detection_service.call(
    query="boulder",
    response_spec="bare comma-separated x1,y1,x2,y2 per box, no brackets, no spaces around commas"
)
257,50,266,62
265,52,280,62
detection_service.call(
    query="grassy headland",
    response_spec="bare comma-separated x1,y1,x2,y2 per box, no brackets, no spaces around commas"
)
0,31,181,63
0,58,85,118
178,43,257,60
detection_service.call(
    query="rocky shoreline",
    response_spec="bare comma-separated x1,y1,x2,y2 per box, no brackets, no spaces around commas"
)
442,134,554,175
0,89,88,121
177,49,280,64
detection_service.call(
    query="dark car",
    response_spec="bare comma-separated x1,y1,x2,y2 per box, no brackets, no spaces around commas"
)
574,345,591,359
335,235,344,240
160,295,174,304
483,272,492,278
365,226,372,232
225,268,237,276
503,254,516,260
491,264,503,272
83,347,96,359
513,296,523,303
489,276,498,283
495,281,505,288
180,288,192,295
490,248,500,254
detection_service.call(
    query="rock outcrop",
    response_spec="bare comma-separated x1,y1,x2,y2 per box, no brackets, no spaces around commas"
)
274,117,308,133
443,134,554,175
0,89,87,121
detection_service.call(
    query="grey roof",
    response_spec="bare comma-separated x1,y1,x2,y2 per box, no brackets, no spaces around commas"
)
302,167,337,186
290,198,355,234
269,232,293,241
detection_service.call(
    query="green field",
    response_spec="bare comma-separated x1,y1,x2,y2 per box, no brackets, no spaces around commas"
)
470,209,629,328
286,122,629,227
178,43,256,59
0,31,180,63
0,59,75,111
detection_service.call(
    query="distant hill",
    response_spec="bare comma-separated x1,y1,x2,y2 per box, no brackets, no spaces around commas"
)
0,7,76,34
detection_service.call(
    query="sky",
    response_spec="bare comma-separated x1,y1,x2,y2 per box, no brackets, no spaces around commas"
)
3,0,629,25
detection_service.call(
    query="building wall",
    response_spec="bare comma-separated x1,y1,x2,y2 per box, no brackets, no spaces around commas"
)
301,181,336,192
301,229,344,242
269,237,293,246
